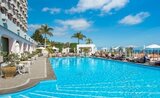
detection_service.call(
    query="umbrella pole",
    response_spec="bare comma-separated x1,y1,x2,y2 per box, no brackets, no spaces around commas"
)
158,49,159,60
153,49,154,61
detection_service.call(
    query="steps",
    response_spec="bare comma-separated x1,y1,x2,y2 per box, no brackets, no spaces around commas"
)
2,79,160,98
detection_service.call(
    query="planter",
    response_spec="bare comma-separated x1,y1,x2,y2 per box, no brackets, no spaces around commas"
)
34,55,38,60
31,57,35,60
2,66,16,78
49,54,53,58
20,60,31,66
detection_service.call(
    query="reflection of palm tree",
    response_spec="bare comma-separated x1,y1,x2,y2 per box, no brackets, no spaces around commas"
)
85,38,93,44
38,24,53,48
71,32,86,44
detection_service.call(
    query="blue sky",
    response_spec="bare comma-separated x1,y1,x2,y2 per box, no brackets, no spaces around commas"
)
28,0,160,47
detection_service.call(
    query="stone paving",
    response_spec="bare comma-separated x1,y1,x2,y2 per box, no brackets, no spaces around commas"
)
0,56,56,95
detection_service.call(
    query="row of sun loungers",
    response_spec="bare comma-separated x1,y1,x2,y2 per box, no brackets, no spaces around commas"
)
50,52,160,66
92,52,160,66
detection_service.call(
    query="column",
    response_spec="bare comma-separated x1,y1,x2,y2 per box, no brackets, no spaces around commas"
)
0,34,2,52
25,44,28,52
20,42,24,53
77,46,79,54
9,39,17,53
29,45,33,53
0,35,3,76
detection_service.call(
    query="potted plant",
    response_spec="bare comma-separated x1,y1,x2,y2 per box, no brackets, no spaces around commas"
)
1,53,20,78
20,53,28,61
0,51,3,63
46,47,54,57
20,52,33,66
0,51,7,63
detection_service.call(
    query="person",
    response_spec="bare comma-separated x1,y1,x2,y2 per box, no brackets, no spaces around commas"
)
143,56,146,63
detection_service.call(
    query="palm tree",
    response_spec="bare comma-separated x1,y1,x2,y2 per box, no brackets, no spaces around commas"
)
71,32,86,44
31,29,44,44
118,47,123,55
85,38,93,44
64,42,70,48
126,47,133,57
38,24,53,48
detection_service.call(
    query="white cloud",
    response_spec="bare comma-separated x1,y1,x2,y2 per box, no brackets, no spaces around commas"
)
28,19,91,37
42,7,61,14
28,24,67,37
56,19,91,30
54,26,68,36
119,12,150,25
67,0,129,14
102,0,129,13
28,24,41,32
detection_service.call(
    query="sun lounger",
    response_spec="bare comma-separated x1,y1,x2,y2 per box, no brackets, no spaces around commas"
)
154,61,160,66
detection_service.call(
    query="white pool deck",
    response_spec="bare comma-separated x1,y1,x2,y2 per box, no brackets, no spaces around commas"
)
0,56,56,94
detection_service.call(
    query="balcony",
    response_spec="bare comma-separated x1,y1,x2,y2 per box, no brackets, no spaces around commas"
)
23,2,26,7
14,7,19,12
12,15,17,20
1,2,7,9
10,1,16,7
7,9,13,15
16,18,20,23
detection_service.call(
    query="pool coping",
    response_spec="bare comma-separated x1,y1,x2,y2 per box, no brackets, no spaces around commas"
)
0,58,56,95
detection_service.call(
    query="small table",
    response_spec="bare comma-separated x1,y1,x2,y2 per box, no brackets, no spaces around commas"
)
0,63,3,77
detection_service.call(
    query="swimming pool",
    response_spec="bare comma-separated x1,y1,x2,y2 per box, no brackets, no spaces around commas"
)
1,57,160,97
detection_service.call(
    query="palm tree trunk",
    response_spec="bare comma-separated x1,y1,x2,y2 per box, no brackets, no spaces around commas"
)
44,33,46,48
78,39,79,44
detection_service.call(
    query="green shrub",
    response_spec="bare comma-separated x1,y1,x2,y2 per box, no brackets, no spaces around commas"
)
5,53,20,66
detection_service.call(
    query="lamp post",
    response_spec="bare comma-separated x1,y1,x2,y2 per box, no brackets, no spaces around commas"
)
0,35,3,77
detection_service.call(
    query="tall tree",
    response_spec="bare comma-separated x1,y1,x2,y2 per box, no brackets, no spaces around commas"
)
31,29,44,44
64,42,70,48
38,24,53,48
85,38,93,44
126,47,133,57
71,32,86,44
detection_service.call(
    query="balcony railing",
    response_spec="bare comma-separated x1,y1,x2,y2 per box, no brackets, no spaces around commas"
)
1,2,7,9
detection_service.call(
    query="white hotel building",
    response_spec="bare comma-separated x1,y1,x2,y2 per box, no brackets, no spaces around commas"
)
0,0,37,54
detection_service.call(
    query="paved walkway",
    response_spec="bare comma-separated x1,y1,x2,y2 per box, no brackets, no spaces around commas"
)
0,56,56,95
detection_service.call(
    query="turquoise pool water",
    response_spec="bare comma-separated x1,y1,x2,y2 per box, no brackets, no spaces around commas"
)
1,57,160,98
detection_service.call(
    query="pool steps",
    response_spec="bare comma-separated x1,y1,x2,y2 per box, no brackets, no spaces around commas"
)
2,79,160,98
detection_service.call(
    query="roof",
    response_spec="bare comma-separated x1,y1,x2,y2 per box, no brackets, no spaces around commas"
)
77,44,96,47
